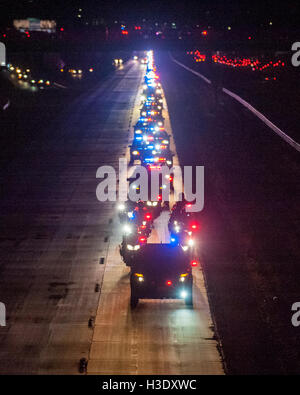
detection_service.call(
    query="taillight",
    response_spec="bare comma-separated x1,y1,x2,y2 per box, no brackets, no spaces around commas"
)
139,236,146,243
166,280,172,286
190,222,199,230
191,260,198,267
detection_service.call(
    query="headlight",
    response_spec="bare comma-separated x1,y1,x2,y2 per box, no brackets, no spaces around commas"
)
127,244,133,250
162,140,169,144
153,202,158,206
147,201,152,206
118,203,125,211
167,160,172,165
182,245,189,251
180,291,188,298
135,130,142,134
124,225,132,234
179,273,188,282
142,111,146,116
158,122,163,126
188,239,194,247
132,150,139,155
134,273,144,282
134,245,140,251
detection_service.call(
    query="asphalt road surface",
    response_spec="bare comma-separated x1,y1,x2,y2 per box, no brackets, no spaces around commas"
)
0,59,143,374
1,50,299,375
87,78,223,375
0,56,223,374
156,51,300,374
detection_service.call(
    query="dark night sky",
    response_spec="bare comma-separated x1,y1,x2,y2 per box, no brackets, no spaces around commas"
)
0,0,299,28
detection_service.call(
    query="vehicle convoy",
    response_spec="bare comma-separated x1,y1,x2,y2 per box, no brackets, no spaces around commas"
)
118,50,197,308
130,244,193,308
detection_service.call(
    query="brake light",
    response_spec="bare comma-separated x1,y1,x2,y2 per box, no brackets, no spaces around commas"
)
157,195,162,201
139,236,147,243
190,222,198,230
145,213,152,220
166,280,172,286
191,260,198,267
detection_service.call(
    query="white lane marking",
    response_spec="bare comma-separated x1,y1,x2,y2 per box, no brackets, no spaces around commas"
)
170,54,300,153
222,87,300,152
2,100,10,110
170,54,211,84
53,82,67,89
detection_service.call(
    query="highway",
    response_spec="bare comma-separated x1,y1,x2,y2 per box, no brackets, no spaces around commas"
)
0,55,223,374
87,72,223,374
0,59,143,373
0,50,299,375
156,51,300,374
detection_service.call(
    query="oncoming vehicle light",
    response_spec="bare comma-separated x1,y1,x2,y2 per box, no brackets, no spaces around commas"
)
134,273,144,282
118,203,125,211
132,150,140,155
179,273,188,282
